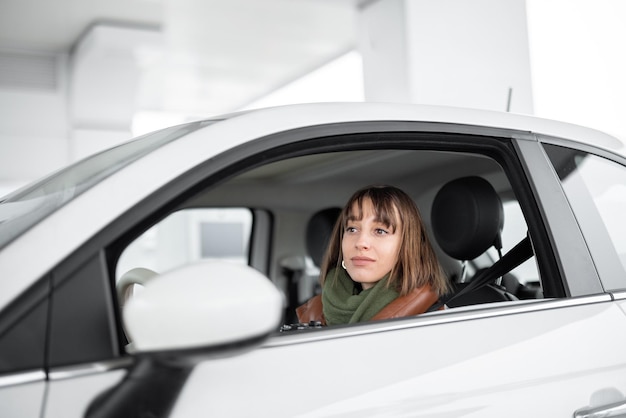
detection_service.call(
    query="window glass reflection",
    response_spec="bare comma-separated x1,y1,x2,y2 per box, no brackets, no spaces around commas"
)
544,144,626,290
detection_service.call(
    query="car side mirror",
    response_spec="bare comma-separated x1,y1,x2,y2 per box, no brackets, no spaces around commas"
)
88,262,283,417
123,261,283,356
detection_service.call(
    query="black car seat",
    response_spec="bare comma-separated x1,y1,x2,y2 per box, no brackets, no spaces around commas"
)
431,176,518,307
306,207,342,274
283,207,341,323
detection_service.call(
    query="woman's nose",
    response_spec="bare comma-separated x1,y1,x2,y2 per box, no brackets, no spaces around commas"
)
355,234,370,249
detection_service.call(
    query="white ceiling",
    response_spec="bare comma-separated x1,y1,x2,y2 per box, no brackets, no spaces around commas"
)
0,0,359,115
3,0,626,140
0,0,165,52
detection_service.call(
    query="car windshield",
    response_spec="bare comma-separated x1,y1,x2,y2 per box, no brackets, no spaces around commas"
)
0,120,213,250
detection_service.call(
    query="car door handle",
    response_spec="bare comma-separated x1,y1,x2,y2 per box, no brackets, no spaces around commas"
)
574,400,626,418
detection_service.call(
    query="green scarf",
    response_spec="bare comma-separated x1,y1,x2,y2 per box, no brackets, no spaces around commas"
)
321,267,399,325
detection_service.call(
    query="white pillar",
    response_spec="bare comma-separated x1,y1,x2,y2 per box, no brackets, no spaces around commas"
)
358,0,534,114
69,24,162,160
0,51,69,194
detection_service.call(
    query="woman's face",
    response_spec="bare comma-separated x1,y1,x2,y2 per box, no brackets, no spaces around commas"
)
341,198,402,289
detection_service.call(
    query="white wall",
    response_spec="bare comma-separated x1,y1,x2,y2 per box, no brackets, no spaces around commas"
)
0,51,70,196
3,1,626,198
526,0,626,140
358,0,533,114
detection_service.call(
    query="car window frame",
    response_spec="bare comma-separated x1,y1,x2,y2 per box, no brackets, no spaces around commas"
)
540,138,626,292
106,123,570,333
513,136,605,297
40,121,568,367
268,292,612,344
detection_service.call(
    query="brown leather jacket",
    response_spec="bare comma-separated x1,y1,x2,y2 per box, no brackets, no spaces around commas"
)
296,285,440,325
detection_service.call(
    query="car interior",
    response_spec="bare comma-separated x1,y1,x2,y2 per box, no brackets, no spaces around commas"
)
114,144,545,339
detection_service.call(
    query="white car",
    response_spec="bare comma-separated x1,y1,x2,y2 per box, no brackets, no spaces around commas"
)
1,103,626,418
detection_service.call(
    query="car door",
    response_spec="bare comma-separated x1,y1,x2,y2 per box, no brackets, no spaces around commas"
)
171,296,625,417
162,131,626,417
110,124,626,417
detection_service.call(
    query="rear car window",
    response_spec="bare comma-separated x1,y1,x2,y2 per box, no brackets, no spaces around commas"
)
544,143,626,291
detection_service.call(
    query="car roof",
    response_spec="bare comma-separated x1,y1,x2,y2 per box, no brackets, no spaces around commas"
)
215,102,625,157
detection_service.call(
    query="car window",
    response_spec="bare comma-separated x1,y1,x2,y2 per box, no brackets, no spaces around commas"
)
111,141,557,337
116,208,253,299
544,143,626,291
442,192,544,305
487,200,540,284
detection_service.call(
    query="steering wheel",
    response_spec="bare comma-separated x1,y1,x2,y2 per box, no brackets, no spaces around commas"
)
117,267,158,309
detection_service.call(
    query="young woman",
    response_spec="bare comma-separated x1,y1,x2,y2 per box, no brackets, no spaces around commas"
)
296,185,449,325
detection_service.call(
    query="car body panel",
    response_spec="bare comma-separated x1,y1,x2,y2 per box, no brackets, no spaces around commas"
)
0,376,45,418
171,297,626,417
43,370,126,418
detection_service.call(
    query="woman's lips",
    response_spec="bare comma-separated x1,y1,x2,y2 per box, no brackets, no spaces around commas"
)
351,256,375,266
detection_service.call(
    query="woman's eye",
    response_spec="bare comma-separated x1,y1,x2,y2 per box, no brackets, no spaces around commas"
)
346,226,357,233
375,228,389,235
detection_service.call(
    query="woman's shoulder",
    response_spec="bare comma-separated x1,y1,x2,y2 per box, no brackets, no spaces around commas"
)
295,294,325,324
371,285,439,320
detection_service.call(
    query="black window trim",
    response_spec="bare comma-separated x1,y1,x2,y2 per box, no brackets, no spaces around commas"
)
514,135,605,297
541,139,626,292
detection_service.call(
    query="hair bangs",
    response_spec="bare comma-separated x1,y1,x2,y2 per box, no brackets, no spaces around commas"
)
345,187,400,232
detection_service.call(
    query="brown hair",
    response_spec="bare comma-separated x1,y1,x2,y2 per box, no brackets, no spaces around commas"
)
320,185,449,296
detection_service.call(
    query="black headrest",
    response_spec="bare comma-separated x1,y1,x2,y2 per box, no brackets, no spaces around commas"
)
306,207,341,267
431,176,503,260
